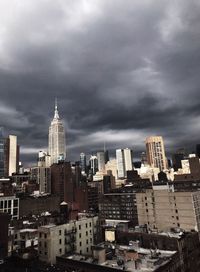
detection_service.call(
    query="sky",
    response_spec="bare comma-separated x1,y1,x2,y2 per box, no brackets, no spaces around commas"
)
0,0,200,165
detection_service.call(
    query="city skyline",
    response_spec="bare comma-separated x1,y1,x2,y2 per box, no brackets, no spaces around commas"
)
0,1,200,164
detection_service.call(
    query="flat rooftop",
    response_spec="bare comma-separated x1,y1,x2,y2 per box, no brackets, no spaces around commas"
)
63,244,177,272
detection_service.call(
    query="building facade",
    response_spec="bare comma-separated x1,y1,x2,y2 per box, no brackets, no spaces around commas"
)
48,100,66,165
136,189,200,232
0,196,19,220
0,129,19,178
116,148,133,179
80,153,86,173
38,216,99,264
31,166,51,194
145,136,167,171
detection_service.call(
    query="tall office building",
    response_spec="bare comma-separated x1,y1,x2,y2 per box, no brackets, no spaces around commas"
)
31,166,51,194
0,129,19,177
48,100,66,165
116,148,133,178
8,135,18,176
97,151,106,172
145,136,167,171
89,155,98,175
0,128,7,177
80,153,86,173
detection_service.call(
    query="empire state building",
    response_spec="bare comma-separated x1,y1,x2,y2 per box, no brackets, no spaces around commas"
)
48,100,66,165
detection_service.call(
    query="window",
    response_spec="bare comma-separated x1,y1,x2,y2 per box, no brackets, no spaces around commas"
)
44,242,47,248
86,231,88,236
86,239,88,244
39,233,42,238
79,233,81,238
44,234,47,238
85,223,88,228
89,222,92,227
59,230,62,235
8,200,11,208
86,247,89,252
59,239,62,244
14,199,18,207
79,242,82,246
59,248,62,254
13,208,18,216
79,225,81,230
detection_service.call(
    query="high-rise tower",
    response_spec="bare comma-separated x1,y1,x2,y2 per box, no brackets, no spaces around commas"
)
116,148,133,178
145,136,167,171
48,99,66,165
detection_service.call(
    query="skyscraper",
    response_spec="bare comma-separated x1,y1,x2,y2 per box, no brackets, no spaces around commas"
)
145,136,167,171
48,100,66,165
0,128,19,177
8,135,18,176
97,151,105,172
116,148,133,178
80,152,86,173
0,128,7,177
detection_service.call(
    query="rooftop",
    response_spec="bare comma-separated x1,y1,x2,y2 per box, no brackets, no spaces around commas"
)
62,243,177,272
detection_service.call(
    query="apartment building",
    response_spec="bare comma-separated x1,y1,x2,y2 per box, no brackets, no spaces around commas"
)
136,189,200,232
38,216,99,264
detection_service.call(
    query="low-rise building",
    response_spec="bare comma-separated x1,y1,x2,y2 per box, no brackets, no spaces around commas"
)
0,195,19,220
57,242,181,272
38,215,99,264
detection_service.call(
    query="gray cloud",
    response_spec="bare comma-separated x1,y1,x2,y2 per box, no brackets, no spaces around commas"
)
0,0,200,165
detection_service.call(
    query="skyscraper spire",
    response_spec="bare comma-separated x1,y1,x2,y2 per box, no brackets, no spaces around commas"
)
54,97,59,119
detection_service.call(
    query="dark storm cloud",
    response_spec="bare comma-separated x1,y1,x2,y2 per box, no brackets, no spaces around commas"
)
0,0,200,165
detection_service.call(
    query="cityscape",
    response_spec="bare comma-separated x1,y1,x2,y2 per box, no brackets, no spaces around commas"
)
0,1,200,272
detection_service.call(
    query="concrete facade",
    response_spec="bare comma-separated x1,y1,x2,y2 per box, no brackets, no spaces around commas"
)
145,136,167,171
136,189,200,232
38,216,99,264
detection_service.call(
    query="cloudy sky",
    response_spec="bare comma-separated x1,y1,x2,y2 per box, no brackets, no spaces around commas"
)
0,0,200,165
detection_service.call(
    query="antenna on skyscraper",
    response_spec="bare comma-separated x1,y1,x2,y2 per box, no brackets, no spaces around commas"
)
54,97,59,119
55,97,58,110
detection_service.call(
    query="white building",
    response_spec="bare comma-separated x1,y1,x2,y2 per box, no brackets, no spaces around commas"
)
97,151,105,172
38,216,99,264
116,148,133,178
0,195,19,219
8,135,18,176
48,100,66,165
